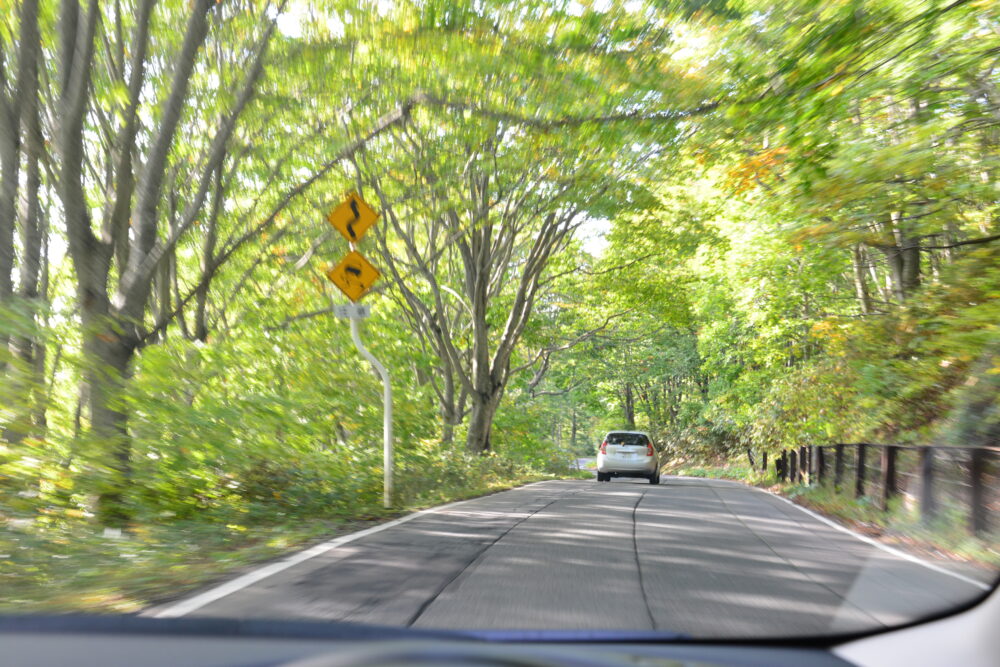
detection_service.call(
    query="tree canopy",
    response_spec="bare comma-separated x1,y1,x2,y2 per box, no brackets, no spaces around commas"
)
1,0,997,535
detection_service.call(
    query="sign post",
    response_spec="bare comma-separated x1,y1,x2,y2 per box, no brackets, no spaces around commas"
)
336,305,392,509
324,193,392,508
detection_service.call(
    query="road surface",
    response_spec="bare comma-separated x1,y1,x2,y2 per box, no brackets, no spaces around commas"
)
148,478,993,638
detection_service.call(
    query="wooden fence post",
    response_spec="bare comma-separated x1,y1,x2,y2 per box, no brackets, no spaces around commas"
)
855,443,867,498
834,444,844,491
779,451,787,481
920,446,936,523
970,449,988,536
881,445,898,511
789,450,798,483
761,451,768,473
800,446,809,484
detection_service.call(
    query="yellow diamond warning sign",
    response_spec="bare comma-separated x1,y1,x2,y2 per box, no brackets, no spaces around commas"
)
327,192,379,243
325,251,380,302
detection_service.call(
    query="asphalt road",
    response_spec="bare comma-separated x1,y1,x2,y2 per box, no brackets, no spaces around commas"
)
149,478,994,638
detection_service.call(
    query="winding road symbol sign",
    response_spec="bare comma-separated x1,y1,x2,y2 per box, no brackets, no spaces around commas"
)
327,192,378,243
325,250,380,302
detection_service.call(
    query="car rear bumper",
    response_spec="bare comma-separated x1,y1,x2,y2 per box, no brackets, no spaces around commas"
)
596,454,657,475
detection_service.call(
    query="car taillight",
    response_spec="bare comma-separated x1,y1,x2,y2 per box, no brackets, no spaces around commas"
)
599,441,607,454
646,443,654,456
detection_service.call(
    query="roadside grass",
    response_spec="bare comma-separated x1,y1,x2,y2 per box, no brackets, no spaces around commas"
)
785,483,1000,569
0,517,357,614
668,460,1000,571
672,461,772,486
0,468,565,614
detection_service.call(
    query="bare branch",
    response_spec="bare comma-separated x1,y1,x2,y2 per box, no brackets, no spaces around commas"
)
409,91,720,130
265,305,338,331
917,233,1000,250
138,100,414,346
124,0,215,307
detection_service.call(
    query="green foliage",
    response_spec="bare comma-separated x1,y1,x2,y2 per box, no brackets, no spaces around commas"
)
1,516,351,613
673,464,770,485
2,0,998,610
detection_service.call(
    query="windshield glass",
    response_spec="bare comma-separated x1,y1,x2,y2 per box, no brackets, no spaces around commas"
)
1,0,997,642
606,433,648,446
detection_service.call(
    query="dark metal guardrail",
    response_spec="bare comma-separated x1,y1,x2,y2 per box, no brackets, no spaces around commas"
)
766,444,1000,537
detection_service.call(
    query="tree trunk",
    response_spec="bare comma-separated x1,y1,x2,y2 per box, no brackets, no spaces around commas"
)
440,366,457,445
441,420,455,446
441,397,464,446
154,254,171,342
851,245,873,314
865,247,890,303
32,257,50,435
0,0,36,356
466,390,500,454
0,0,43,441
570,404,578,452
193,157,223,342
6,0,45,444
622,382,636,429
892,211,920,296
83,317,136,526
879,211,920,303
882,245,905,303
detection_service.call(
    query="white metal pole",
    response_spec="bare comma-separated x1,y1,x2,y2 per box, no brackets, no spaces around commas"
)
349,316,393,508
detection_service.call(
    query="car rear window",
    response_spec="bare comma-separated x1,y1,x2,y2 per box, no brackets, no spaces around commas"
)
607,433,648,446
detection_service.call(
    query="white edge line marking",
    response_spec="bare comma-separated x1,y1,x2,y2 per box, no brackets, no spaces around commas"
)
669,475,991,592
148,481,552,618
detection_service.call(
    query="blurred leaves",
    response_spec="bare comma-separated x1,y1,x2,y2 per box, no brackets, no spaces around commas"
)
2,0,998,610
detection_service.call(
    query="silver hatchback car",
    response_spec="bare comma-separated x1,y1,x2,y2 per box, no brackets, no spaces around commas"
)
596,430,659,484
